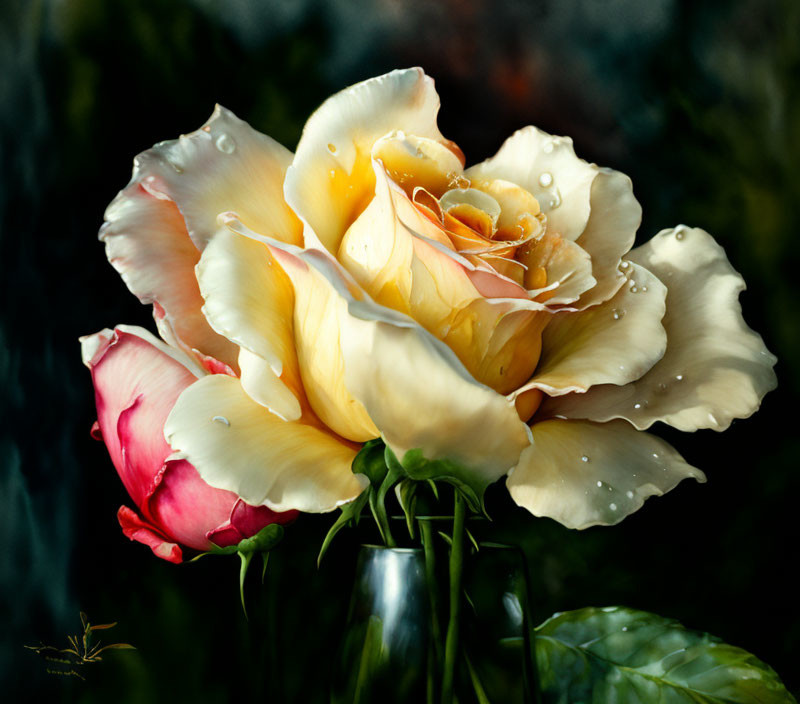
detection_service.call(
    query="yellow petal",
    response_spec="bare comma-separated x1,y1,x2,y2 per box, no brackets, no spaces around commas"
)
164,374,364,513
518,231,596,305
542,227,778,431
514,262,666,397
507,419,705,529
285,68,449,253
233,223,532,483
339,162,547,394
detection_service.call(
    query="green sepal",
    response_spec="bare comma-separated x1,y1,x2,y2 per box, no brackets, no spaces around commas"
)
394,479,418,539
238,551,254,619
535,606,796,703
385,446,485,514
317,488,369,567
353,438,389,487
237,523,285,555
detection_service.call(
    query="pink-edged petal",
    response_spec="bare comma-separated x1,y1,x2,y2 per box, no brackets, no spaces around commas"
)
101,183,239,368
513,262,666,398
164,374,365,513
507,419,705,529
543,227,778,431
80,325,203,508
285,68,449,253
117,505,182,563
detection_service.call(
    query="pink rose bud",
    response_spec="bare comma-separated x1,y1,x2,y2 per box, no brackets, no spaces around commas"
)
80,325,297,563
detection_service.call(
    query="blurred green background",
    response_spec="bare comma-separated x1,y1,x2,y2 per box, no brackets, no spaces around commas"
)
1,0,798,700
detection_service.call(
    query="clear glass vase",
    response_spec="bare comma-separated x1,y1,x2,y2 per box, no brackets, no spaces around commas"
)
331,541,538,703
330,546,432,703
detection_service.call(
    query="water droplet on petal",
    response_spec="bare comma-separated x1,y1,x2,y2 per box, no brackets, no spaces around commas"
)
212,415,231,427
630,285,639,293
622,626,628,632
652,452,659,459
581,455,590,463
676,230,685,240
620,261,630,269
215,133,236,154
626,490,634,499
596,480,603,488
329,170,336,178
327,142,338,154
538,172,553,188
634,403,642,409
609,503,617,511
675,374,684,381
542,141,554,154
612,308,626,320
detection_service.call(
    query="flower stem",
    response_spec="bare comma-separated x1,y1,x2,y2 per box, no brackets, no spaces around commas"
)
441,491,466,704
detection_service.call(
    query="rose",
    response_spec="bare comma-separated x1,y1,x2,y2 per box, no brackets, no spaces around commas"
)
95,68,776,529
80,325,297,562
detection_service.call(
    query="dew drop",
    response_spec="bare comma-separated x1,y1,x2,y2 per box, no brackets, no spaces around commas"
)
676,230,685,240
652,453,659,459
675,374,684,381
215,133,236,154
622,626,628,632
596,480,603,488
609,503,617,511
626,490,634,499
581,455,590,463
329,169,336,178
542,141,554,154
641,285,648,292
633,403,642,409
612,308,626,320
327,142,338,154
620,261,630,270
212,415,231,427
538,172,553,188
630,285,639,294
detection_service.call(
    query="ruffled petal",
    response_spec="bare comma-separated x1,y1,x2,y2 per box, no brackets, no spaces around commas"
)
195,227,303,421
101,183,239,367
465,126,597,242
339,162,548,394
513,263,666,397
164,374,365,513
542,227,778,431
247,228,532,485
101,106,301,364
285,68,448,253
572,168,641,309
117,505,183,563
507,419,705,529
80,325,203,508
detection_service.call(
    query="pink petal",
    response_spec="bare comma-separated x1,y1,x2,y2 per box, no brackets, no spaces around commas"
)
117,505,182,564
85,327,199,508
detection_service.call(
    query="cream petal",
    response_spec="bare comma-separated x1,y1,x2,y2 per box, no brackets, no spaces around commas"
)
465,126,597,242
572,168,641,309
238,347,301,422
230,221,532,483
130,105,301,250
542,227,778,431
100,183,239,368
507,419,705,529
164,374,364,513
196,227,293,374
514,263,667,397
284,68,448,253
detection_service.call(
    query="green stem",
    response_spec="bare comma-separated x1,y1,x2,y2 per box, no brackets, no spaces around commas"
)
441,492,466,704
421,518,443,702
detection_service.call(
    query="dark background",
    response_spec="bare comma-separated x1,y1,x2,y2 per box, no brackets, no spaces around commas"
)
1,0,798,700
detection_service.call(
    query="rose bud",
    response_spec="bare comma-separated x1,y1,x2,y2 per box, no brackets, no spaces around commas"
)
80,325,297,563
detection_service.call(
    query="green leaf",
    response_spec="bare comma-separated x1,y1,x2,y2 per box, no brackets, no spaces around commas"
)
535,606,796,703
318,489,369,566
385,447,485,513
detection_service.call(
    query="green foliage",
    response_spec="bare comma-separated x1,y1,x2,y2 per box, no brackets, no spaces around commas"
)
535,607,796,703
